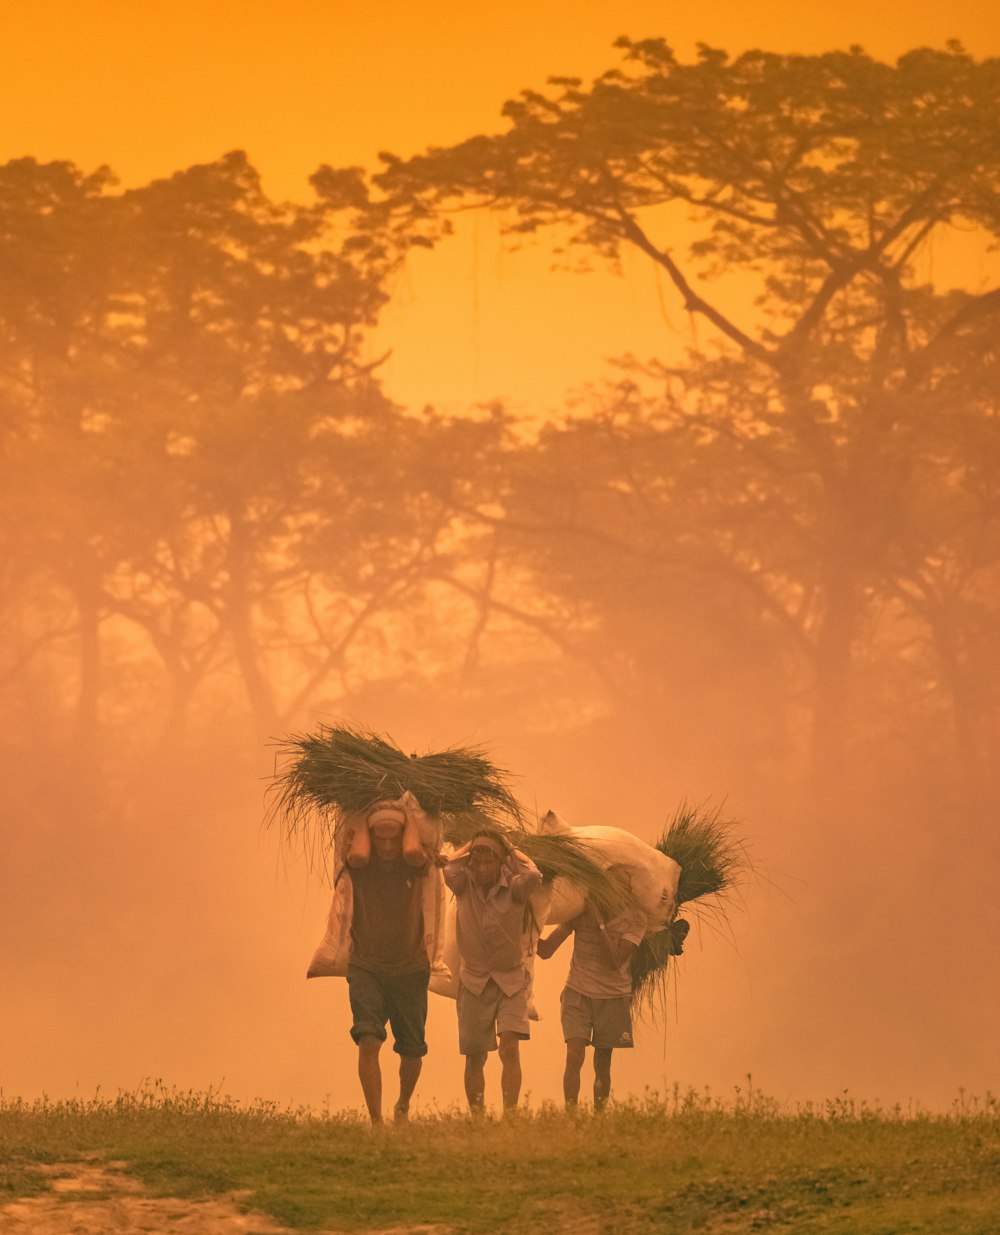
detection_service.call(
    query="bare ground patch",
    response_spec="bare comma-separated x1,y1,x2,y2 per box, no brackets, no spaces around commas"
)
0,1158,457,1235
0,1159,286,1235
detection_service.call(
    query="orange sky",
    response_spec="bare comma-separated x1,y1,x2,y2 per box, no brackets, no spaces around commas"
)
2,1,998,1114
3,0,999,413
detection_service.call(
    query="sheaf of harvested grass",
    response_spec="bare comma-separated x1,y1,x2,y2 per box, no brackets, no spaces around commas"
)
268,732,749,1013
267,725,628,912
267,723,523,869
631,801,749,1013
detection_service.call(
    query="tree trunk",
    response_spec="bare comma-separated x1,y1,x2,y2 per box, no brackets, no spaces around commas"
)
72,563,103,798
808,557,858,793
225,508,279,739
927,600,994,809
157,669,196,752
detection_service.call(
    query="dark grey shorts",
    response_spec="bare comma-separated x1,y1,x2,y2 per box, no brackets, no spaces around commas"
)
347,968,429,1057
560,987,634,1050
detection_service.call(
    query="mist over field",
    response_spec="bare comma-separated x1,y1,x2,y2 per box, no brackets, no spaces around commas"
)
2,4,998,1121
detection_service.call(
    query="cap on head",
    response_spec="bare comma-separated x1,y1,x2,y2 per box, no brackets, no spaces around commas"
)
367,804,405,838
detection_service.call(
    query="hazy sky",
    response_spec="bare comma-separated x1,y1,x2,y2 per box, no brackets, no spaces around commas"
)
4,0,999,414
3,1,998,1114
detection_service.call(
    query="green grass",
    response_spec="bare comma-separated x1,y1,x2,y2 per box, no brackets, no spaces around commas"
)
2,1081,998,1233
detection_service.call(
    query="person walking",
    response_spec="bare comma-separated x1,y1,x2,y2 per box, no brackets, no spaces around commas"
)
443,832,542,1113
344,792,431,1124
537,869,663,1109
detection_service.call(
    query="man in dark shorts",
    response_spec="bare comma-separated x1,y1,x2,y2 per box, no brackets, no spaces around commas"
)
443,832,542,1112
536,868,647,1110
345,792,430,1124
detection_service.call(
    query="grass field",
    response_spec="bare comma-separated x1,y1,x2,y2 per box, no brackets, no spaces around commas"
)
1,1081,997,1233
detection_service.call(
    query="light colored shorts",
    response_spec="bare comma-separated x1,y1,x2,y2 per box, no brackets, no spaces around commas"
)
560,987,634,1050
457,978,530,1055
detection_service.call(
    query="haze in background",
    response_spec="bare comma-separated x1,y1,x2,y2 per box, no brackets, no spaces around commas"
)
1,0,997,1115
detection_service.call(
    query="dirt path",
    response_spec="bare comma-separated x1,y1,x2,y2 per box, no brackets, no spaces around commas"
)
0,1160,287,1234
0,1155,456,1235
0,1160,453,1235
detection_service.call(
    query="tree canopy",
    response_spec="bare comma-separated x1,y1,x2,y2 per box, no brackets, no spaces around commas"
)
0,153,509,758
3,43,998,805
359,41,1000,788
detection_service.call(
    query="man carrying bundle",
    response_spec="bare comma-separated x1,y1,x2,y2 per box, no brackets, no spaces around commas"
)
344,791,431,1124
537,868,650,1110
444,832,542,1113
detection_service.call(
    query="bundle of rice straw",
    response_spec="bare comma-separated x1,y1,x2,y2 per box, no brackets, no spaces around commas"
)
269,723,520,865
630,801,748,1014
269,724,626,912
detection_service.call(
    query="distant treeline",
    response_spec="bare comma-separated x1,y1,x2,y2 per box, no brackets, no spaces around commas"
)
2,41,998,800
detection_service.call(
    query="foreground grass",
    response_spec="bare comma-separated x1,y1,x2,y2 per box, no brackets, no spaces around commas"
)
1,1082,998,1233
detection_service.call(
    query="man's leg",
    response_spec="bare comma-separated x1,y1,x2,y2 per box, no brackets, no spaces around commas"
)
394,1055,422,1121
357,1035,383,1124
563,1038,587,1107
385,970,429,1122
464,1051,488,1111
498,1031,523,1110
593,1047,614,1110
348,972,389,1125
458,981,498,1113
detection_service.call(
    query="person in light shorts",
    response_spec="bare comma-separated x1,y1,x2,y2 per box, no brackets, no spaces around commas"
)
539,866,687,1109
443,832,542,1112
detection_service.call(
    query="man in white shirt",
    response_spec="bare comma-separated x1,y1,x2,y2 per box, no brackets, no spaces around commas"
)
443,832,542,1112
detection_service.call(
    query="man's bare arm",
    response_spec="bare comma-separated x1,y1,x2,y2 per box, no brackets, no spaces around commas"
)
508,847,543,901
536,923,573,960
344,815,371,869
442,841,472,892
399,795,429,869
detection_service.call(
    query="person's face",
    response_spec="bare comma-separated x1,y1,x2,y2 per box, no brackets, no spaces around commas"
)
372,829,402,861
469,842,502,888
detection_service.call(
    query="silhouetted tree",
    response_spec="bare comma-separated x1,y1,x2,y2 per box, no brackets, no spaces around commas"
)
370,41,1000,786
103,151,408,738
0,154,474,757
0,158,128,765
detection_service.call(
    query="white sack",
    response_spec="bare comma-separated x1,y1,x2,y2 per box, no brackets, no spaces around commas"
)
531,812,681,935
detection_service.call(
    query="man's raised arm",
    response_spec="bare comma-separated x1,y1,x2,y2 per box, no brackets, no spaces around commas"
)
508,846,542,902
442,840,472,892
344,814,371,868
399,790,431,869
